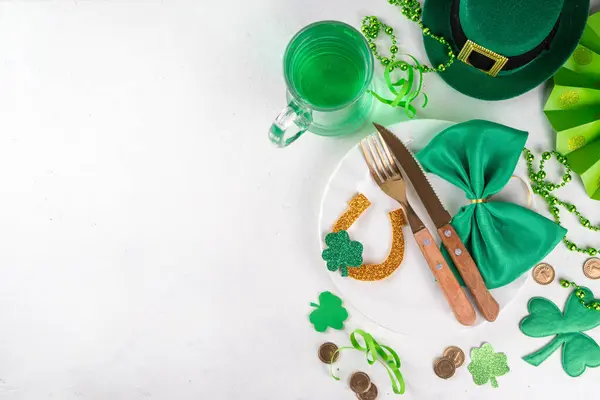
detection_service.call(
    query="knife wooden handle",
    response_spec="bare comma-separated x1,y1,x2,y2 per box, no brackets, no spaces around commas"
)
414,228,476,326
438,224,500,322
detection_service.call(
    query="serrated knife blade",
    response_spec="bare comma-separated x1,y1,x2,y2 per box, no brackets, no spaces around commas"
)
373,123,451,229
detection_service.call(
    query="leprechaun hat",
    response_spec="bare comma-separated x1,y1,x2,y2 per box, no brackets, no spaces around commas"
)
422,0,590,100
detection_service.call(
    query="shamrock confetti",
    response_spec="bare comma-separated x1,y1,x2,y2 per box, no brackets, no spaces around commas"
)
322,230,363,277
520,287,600,377
467,343,509,388
309,291,349,333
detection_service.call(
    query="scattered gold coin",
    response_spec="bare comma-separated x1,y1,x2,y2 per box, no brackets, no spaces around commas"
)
349,371,371,394
532,262,555,285
434,357,456,379
318,342,339,364
356,383,378,400
584,258,600,280
443,346,465,368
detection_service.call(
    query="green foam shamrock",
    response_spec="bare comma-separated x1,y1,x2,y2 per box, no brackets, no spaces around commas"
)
309,291,348,333
467,343,509,388
321,230,363,277
520,287,600,377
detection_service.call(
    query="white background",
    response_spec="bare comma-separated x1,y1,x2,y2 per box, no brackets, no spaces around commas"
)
0,1,599,399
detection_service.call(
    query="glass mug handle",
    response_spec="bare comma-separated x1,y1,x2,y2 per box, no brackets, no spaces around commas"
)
268,100,313,148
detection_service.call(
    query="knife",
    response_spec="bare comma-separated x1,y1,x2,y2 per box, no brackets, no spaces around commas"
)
374,123,500,322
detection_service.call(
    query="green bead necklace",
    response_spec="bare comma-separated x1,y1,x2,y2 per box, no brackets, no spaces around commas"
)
361,17,399,67
560,279,600,311
361,0,456,73
523,148,599,256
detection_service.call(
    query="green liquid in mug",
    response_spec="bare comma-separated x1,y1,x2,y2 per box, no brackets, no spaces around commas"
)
269,21,373,146
294,52,365,108
285,21,372,110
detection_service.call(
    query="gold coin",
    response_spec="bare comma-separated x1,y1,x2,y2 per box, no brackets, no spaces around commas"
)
532,263,555,285
443,346,465,368
584,258,600,280
349,371,371,394
318,342,339,364
356,383,378,400
434,357,456,379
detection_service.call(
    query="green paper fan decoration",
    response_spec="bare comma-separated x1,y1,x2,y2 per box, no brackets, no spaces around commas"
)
545,12,600,200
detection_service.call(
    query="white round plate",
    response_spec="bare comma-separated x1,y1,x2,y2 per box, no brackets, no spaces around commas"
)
318,119,530,336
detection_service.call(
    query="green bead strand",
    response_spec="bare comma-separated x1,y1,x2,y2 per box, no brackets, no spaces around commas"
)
523,148,599,255
560,279,600,311
362,0,456,74
361,17,400,67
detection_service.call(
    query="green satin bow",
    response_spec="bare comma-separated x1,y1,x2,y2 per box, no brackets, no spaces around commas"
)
417,120,567,289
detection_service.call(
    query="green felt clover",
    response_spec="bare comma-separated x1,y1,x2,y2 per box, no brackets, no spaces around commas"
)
520,287,600,377
309,291,348,333
467,343,509,388
321,230,363,277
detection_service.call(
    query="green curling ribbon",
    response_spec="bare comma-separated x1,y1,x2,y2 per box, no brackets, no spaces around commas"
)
330,329,406,395
369,56,428,119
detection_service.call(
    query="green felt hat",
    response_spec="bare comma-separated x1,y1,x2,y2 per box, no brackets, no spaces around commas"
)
422,0,590,100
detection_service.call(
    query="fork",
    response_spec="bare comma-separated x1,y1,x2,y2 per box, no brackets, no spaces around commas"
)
360,134,477,326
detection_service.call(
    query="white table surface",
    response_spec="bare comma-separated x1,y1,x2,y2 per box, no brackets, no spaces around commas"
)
0,1,599,399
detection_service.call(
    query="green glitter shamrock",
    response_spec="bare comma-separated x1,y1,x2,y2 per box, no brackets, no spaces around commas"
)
520,287,600,377
321,230,363,277
467,343,509,388
309,291,349,333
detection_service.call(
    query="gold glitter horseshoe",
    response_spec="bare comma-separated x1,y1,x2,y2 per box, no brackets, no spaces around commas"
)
332,193,406,281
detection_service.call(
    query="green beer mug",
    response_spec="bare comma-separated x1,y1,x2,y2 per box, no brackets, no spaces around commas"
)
269,21,374,147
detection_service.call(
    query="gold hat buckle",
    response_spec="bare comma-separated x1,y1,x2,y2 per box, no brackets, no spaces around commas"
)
457,40,508,77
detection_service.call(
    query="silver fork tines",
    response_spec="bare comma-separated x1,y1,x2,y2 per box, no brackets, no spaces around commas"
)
360,133,424,235
360,134,401,182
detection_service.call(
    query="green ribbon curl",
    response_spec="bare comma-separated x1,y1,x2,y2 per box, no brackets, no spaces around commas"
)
369,56,428,119
330,329,406,395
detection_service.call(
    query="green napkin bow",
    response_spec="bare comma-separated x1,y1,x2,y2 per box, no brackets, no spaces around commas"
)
417,120,567,289
545,11,600,200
